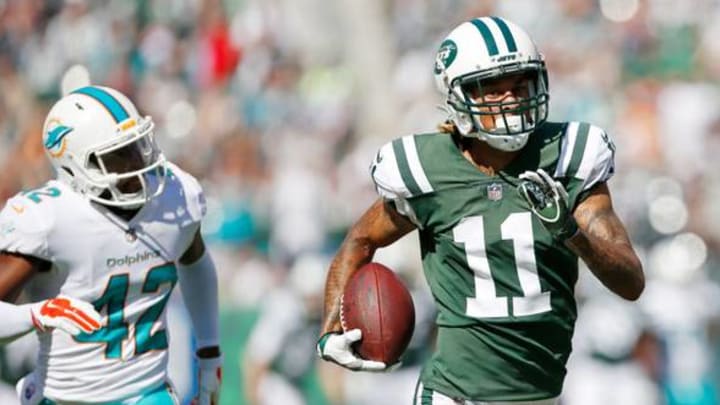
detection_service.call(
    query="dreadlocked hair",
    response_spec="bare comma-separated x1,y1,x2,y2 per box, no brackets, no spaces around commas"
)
437,120,456,134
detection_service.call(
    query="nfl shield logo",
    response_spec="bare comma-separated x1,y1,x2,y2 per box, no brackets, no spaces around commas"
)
487,183,503,201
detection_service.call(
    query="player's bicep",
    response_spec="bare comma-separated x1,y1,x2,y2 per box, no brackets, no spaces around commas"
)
0,252,45,302
572,183,633,246
347,198,416,249
179,228,205,265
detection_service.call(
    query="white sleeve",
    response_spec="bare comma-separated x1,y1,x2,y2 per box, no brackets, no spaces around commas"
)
0,196,51,260
574,125,616,191
0,302,35,342
177,249,219,349
167,163,207,223
371,142,413,201
370,140,427,226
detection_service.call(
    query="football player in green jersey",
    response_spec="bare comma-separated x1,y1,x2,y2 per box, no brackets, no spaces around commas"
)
317,16,644,404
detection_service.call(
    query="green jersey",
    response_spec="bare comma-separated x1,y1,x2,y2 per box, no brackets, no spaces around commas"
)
370,121,615,401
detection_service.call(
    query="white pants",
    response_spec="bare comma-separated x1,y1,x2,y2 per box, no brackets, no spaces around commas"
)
414,382,559,405
16,372,179,405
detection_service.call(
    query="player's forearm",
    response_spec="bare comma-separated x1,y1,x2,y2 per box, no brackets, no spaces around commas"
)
321,199,415,336
320,235,375,335
565,231,644,300
0,301,35,342
177,250,220,349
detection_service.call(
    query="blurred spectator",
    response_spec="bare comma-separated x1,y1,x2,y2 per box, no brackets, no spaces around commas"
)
242,254,333,405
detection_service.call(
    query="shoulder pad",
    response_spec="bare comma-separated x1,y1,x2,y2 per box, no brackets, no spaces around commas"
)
0,192,53,259
554,122,615,191
370,135,435,199
166,163,207,222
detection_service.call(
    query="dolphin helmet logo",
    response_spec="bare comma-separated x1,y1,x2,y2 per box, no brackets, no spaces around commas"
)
44,118,74,158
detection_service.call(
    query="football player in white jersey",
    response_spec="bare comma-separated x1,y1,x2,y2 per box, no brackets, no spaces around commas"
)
0,86,222,405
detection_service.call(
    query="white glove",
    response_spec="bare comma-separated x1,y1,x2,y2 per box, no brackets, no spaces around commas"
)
191,355,222,405
317,329,388,372
30,296,102,336
518,168,579,241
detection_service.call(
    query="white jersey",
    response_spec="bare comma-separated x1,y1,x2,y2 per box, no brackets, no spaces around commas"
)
0,163,205,403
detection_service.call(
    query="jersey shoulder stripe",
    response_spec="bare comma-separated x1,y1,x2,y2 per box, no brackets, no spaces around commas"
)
566,122,591,179
554,121,588,178
554,121,616,194
372,135,434,200
394,136,433,195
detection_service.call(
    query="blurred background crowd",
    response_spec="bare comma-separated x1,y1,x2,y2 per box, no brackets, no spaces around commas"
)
1,0,720,404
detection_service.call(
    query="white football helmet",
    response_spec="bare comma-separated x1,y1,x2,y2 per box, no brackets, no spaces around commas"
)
434,16,549,151
42,86,167,209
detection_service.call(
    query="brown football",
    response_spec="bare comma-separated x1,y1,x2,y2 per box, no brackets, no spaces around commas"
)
341,262,415,364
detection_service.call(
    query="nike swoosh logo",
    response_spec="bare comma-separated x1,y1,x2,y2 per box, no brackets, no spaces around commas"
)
11,205,24,214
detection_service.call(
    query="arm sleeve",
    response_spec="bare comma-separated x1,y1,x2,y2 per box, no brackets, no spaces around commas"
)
576,126,615,192
556,123,616,209
168,162,207,223
177,249,219,349
0,302,35,342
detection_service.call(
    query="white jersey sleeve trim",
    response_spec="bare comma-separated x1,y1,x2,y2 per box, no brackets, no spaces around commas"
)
577,125,616,191
370,140,424,227
371,141,412,200
166,162,207,223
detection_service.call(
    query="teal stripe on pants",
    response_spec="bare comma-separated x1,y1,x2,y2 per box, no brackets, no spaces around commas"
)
37,383,176,405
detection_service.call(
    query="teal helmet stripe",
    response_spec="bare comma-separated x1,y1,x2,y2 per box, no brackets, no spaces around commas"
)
471,18,499,56
490,16,518,53
72,86,129,123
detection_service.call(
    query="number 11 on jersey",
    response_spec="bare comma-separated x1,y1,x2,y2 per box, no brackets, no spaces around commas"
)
453,212,551,319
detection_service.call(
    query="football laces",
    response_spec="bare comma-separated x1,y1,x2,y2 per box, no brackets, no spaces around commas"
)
339,294,348,332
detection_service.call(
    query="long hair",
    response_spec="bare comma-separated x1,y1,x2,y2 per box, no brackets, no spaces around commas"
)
437,120,456,134
438,120,472,150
